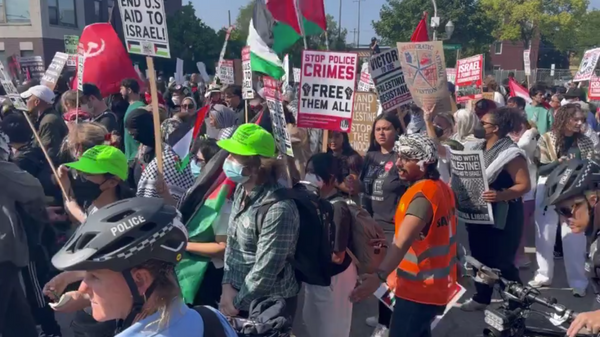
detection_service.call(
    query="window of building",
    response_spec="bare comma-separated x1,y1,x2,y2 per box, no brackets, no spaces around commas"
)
93,0,102,22
0,0,31,24
494,42,502,55
49,0,77,27
20,50,33,57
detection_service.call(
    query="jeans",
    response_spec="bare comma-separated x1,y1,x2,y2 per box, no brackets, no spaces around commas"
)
389,297,444,337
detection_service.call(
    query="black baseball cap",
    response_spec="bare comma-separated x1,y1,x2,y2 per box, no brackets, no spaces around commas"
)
564,88,583,100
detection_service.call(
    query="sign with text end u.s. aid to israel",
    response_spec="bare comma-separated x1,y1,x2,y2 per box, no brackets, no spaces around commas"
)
349,92,378,155
297,50,358,132
118,0,170,58
242,47,253,99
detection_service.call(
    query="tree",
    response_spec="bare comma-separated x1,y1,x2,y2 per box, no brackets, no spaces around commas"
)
373,0,496,65
479,0,587,53
573,10,600,55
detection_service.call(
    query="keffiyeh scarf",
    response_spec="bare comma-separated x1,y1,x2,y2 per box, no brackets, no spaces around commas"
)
394,133,437,170
468,137,524,184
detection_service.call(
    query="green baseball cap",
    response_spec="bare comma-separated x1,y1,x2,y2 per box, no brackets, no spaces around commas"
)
217,124,276,157
64,145,128,181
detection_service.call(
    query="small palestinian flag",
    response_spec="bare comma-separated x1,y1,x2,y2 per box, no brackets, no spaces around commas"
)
154,43,170,58
168,105,209,172
128,41,141,53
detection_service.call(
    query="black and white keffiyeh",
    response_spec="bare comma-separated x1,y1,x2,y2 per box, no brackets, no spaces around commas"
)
394,133,438,170
468,137,524,184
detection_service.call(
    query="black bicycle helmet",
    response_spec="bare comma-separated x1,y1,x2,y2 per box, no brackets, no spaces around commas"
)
52,197,187,272
545,158,600,206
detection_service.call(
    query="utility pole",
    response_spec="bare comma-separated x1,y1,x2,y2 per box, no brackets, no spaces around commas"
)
338,0,342,37
228,10,231,26
352,28,358,47
354,0,366,47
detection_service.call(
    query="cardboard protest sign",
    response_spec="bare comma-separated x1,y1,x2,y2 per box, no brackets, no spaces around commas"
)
242,47,254,99
76,48,85,91
64,35,79,67
219,60,235,85
349,92,378,155
0,61,27,110
369,48,412,112
455,54,483,103
41,52,69,90
589,75,600,100
523,50,531,76
397,41,451,113
118,0,170,58
263,77,294,157
19,56,45,80
298,50,358,132
574,48,600,82
357,71,373,92
446,68,456,84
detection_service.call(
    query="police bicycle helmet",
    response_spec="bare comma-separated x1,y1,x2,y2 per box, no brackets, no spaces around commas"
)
51,197,187,330
545,157,600,206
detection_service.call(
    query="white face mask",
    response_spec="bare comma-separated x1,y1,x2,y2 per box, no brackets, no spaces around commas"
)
172,96,182,106
303,173,324,188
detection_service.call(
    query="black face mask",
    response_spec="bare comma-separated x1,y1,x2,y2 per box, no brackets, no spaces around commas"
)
69,173,104,209
473,123,486,139
434,125,445,138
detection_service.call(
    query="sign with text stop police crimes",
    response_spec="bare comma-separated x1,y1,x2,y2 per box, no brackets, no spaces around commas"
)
118,0,170,58
455,54,483,103
298,50,358,132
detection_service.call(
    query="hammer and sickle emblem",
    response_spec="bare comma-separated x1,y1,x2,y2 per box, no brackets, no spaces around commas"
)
84,40,106,58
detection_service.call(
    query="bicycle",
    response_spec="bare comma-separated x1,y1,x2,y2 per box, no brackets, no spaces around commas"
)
464,255,596,337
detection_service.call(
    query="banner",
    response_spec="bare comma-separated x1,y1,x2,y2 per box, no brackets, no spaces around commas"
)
370,48,412,112
523,49,531,76
19,56,45,80
455,54,483,103
263,77,294,157
590,76,600,100
397,41,451,114
298,50,358,132
446,68,456,84
574,48,600,82
349,92,378,155
64,35,79,67
41,52,69,90
450,149,494,225
0,61,27,110
357,71,373,92
118,0,170,58
242,47,253,99
218,59,235,85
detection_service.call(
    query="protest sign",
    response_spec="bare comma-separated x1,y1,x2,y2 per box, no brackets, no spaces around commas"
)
293,68,301,83
242,47,253,99
298,50,358,132
118,0,170,58
76,48,85,91
264,77,294,157
357,71,373,92
175,58,184,85
369,48,412,112
215,26,234,83
41,52,69,90
19,56,45,80
523,50,531,76
450,149,494,225
446,68,456,84
64,35,79,67
455,54,483,103
349,92,378,155
0,61,27,111
397,41,451,114
574,48,600,82
282,54,290,91
219,60,235,85
590,76,600,100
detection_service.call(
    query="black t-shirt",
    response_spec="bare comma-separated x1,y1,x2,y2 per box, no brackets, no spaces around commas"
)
327,193,353,276
360,151,407,233
92,110,119,134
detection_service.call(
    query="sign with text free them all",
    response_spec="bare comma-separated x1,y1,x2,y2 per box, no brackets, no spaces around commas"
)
242,47,253,99
297,50,358,132
349,92,378,155
119,0,170,58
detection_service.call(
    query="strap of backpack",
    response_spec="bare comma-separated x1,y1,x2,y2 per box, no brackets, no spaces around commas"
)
255,188,292,234
195,306,229,337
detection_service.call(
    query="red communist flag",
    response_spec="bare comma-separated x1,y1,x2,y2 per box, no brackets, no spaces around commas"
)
72,23,142,97
411,12,429,42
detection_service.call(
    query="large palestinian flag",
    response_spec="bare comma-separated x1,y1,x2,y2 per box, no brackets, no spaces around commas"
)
248,0,327,80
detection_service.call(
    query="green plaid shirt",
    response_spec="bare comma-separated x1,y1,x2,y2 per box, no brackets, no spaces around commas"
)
223,183,300,310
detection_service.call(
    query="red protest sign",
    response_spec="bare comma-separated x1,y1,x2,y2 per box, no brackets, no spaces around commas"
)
455,54,483,103
590,76,600,100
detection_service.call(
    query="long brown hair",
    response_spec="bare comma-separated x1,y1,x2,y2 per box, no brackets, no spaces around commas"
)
552,104,583,156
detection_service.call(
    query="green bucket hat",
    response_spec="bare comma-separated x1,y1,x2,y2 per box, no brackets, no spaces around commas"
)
217,124,276,157
64,145,128,181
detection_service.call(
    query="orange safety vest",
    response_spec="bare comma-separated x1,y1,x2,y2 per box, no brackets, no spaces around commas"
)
393,179,459,306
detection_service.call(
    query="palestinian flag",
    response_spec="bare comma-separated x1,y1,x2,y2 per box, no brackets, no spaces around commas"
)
168,105,210,171
508,78,532,104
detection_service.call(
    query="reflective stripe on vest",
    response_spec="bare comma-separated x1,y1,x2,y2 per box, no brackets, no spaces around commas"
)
404,235,458,264
396,256,457,281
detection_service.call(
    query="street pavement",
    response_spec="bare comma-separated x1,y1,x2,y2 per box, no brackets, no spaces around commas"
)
55,220,595,337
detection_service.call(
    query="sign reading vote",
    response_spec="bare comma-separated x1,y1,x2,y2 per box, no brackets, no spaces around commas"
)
118,0,170,58
297,50,358,132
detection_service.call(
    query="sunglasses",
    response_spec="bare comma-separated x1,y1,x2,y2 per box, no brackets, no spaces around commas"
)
556,200,587,218
181,104,194,109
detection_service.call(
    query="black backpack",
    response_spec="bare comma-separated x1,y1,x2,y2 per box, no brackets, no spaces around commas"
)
255,183,335,286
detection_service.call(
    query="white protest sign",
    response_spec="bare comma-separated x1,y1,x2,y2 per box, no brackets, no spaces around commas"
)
196,62,210,82
264,76,294,157
41,52,69,91
369,48,412,112
19,56,45,80
219,60,235,85
574,48,600,82
550,63,555,77
523,49,531,76
242,47,253,100
357,71,373,92
0,61,27,111
215,26,234,82
175,58,184,85
118,0,170,58
293,68,301,83
282,54,290,91
77,48,85,91
446,68,456,84
298,50,358,132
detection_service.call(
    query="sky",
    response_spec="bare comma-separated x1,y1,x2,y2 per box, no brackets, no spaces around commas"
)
193,0,600,45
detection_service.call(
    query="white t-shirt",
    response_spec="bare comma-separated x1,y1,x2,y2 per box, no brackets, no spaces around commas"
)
438,144,452,184
517,129,538,201
493,92,505,107
211,200,231,269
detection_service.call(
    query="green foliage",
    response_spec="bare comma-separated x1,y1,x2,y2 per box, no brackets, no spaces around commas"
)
373,0,496,64
572,10,600,55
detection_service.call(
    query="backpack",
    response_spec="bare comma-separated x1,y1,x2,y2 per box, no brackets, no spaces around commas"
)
193,306,229,337
331,197,386,274
256,184,335,286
